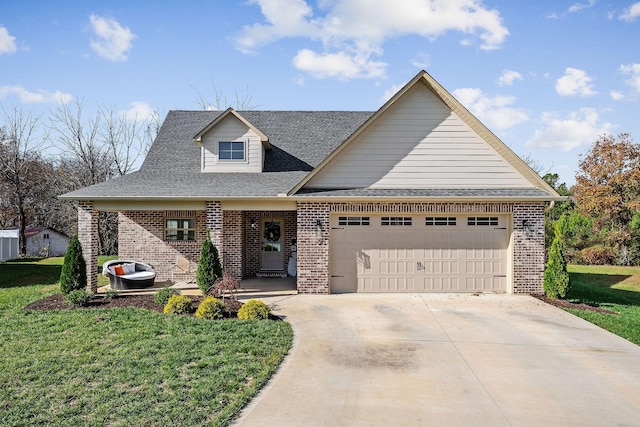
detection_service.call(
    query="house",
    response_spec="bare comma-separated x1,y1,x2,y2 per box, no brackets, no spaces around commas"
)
61,70,563,294
0,229,19,262
25,227,70,257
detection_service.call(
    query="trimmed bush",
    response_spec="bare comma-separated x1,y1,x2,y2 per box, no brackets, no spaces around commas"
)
65,290,93,308
238,299,271,320
196,232,222,294
163,295,193,315
154,286,181,306
59,236,87,294
544,222,570,299
580,245,615,265
195,296,226,320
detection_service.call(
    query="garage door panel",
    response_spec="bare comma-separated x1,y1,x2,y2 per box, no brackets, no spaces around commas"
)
330,214,508,293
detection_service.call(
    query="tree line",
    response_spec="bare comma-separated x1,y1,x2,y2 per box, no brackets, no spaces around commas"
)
0,100,157,256
544,133,640,266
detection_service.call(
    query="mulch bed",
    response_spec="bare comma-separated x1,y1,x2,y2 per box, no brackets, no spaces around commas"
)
532,294,618,315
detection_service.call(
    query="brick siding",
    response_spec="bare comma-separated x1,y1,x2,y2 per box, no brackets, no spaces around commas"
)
296,202,330,294
118,210,207,282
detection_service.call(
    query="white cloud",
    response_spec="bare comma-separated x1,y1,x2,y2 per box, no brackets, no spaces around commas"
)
380,83,405,103
568,0,596,13
619,2,640,21
526,108,612,151
293,49,386,80
610,90,625,100
555,67,596,97
452,87,528,130
411,52,430,69
0,26,17,54
120,101,156,122
0,85,71,104
236,0,509,80
89,14,136,61
498,69,522,86
620,63,640,94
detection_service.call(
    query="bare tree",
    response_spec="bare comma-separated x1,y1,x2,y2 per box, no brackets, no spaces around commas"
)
193,78,258,110
0,106,47,255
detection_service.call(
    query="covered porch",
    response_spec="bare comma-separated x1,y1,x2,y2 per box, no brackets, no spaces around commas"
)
77,200,298,293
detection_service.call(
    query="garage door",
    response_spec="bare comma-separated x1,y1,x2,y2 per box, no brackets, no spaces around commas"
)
330,214,509,293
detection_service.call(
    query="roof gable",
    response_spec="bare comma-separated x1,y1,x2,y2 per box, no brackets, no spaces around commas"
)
194,108,270,150
290,70,558,196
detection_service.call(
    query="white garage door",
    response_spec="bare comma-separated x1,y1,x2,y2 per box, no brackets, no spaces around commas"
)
330,214,509,293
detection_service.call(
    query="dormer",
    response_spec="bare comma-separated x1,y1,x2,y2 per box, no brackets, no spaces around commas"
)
194,108,270,173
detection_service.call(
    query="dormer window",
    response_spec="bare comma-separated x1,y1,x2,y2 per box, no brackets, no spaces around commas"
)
219,141,245,161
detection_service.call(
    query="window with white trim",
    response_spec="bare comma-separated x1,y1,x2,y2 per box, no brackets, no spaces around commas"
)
467,216,498,226
166,219,196,241
426,217,456,226
381,216,412,226
338,216,370,226
219,141,245,161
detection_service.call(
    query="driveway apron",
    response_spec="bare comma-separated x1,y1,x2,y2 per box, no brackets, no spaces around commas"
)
233,293,640,427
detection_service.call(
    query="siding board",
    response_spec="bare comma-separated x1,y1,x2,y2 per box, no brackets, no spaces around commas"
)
305,84,531,189
201,115,262,172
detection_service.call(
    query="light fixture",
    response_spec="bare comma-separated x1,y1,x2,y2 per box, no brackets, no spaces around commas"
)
250,219,257,229
522,219,532,233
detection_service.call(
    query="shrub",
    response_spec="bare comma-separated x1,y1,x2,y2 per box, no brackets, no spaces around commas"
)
580,245,615,265
154,286,181,306
544,223,570,299
65,290,93,308
238,299,271,320
196,232,222,294
163,294,193,315
195,296,226,320
59,236,87,294
208,272,239,302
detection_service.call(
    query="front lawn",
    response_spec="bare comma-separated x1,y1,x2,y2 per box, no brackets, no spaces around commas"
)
0,258,293,426
566,264,640,346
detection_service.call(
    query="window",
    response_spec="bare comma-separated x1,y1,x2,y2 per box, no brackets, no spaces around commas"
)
467,216,499,226
381,216,412,226
426,217,456,226
43,233,50,239
166,219,196,241
219,141,245,161
338,216,370,226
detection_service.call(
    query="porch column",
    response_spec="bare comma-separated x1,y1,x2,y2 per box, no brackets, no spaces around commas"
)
78,201,99,293
223,210,243,280
296,202,330,294
206,200,223,260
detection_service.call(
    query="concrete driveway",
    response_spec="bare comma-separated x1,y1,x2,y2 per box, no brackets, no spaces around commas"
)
233,293,640,426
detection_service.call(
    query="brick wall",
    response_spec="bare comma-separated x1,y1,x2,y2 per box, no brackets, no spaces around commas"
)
78,202,99,292
118,210,207,282
296,202,330,294
512,203,545,294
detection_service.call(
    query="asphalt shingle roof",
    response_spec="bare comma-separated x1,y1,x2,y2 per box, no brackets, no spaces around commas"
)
61,110,373,199
61,109,560,201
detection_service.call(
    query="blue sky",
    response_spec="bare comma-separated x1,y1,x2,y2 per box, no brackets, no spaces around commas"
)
1,0,639,186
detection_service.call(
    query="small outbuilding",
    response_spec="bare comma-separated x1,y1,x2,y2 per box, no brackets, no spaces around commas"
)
25,227,70,257
0,229,19,262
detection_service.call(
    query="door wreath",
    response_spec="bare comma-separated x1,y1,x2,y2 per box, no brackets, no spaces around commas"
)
264,222,281,242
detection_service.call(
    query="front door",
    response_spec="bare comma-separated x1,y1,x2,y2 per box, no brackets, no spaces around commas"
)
261,218,284,270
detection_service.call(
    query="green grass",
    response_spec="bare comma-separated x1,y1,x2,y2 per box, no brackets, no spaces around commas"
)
566,264,640,346
0,257,293,426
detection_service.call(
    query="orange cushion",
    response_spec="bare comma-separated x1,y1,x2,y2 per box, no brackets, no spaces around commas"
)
114,265,125,276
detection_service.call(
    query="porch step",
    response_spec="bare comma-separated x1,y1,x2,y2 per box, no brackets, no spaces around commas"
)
256,270,288,278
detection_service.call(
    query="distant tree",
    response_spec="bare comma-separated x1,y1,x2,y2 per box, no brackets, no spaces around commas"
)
544,219,571,299
196,232,223,294
0,106,48,255
60,235,87,294
573,133,640,265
